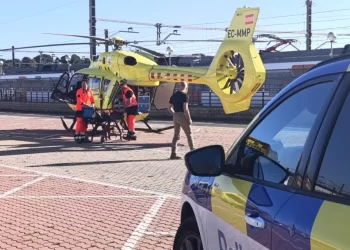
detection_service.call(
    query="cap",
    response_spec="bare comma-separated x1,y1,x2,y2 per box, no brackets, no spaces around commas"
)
120,78,127,84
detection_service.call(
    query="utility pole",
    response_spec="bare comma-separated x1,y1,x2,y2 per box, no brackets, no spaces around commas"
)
12,46,15,67
39,51,43,64
104,29,109,52
156,23,162,46
306,0,312,50
89,0,97,60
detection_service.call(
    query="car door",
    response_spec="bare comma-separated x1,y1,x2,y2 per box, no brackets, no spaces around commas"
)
271,72,350,250
204,73,343,250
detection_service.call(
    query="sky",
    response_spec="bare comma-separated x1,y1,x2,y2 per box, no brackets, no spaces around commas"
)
1,0,350,60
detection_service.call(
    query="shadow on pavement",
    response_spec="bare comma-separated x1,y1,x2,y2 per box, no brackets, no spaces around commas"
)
0,128,172,157
27,159,173,168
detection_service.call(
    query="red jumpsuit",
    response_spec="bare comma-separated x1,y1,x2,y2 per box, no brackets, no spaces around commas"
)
75,88,95,138
122,87,138,135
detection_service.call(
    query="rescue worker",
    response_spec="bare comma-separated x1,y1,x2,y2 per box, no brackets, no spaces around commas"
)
168,81,195,159
120,79,138,140
74,78,95,143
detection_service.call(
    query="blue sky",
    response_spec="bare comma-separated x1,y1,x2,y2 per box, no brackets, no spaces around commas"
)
1,0,350,60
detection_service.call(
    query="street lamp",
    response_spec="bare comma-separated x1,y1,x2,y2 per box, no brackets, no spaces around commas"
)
166,46,174,66
0,60,3,75
327,32,337,58
65,55,71,75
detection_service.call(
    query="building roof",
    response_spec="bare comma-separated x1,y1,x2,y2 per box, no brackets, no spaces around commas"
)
261,53,350,113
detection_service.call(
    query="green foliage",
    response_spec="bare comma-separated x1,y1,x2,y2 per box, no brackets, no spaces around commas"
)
1,53,90,68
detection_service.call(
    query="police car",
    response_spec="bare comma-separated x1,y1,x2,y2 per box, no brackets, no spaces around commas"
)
173,49,350,250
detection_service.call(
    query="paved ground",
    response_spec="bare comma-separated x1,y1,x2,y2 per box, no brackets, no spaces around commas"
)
0,112,245,249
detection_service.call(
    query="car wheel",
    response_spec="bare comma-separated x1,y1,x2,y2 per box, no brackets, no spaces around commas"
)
173,217,203,250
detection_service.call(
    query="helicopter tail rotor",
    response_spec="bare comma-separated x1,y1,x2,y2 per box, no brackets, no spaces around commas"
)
203,7,266,114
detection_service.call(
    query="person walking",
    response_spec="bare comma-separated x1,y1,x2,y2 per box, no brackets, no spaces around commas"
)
168,81,195,159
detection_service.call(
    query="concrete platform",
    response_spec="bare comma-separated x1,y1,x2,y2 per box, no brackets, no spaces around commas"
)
0,112,244,249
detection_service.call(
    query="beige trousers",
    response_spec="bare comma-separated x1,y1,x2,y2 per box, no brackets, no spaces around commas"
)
171,112,194,154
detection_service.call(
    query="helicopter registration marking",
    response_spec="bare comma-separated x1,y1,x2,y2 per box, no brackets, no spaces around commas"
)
227,28,251,38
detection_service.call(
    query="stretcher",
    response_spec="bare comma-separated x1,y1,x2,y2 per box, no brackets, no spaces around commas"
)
82,107,125,143
59,109,174,143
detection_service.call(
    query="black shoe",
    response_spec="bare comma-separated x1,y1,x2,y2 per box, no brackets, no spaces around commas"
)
74,134,80,143
125,133,137,140
83,136,91,143
78,135,90,143
170,153,181,160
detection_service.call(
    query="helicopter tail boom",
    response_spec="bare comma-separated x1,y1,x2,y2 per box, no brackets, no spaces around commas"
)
148,66,207,84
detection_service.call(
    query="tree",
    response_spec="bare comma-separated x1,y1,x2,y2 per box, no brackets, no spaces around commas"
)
33,53,53,64
82,57,90,64
4,59,21,68
70,54,81,64
21,57,35,67
60,56,67,64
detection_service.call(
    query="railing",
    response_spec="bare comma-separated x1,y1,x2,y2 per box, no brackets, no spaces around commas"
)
0,69,304,108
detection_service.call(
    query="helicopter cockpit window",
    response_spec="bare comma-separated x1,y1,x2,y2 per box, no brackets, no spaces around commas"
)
66,74,86,103
104,79,111,93
88,77,101,94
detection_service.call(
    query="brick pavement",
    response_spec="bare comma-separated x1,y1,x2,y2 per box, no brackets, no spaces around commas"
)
0,112,245,249
0,167,178,250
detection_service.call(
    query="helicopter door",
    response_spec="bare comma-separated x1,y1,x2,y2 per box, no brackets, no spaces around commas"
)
153,82,176,110
88,76,103,108
50,72,70,102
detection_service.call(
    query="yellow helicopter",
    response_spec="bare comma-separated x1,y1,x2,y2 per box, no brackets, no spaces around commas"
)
47,6,266,137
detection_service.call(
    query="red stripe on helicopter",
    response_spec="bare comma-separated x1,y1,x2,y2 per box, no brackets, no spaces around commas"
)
150,72,195,81
245,14,254,25
188,75,192,82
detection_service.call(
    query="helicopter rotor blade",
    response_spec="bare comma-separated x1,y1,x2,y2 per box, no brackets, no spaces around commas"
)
43,33,110,42
127,39,269,44
133,39,224,43
128,45,166,57
0,43,95,52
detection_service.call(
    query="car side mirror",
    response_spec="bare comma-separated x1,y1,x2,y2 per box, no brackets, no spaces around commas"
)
184,145,225,177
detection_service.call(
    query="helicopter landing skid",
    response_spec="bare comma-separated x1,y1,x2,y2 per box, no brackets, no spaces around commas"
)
60,116,76,131
136,118,174,134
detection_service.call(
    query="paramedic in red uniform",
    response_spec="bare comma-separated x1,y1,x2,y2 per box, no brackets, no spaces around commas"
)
74,79,95,143
120,79,138,140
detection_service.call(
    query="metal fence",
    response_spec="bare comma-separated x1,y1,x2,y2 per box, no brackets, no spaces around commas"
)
0,69,304,108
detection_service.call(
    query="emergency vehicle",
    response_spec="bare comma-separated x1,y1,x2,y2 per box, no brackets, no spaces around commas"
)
173,49,350,249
